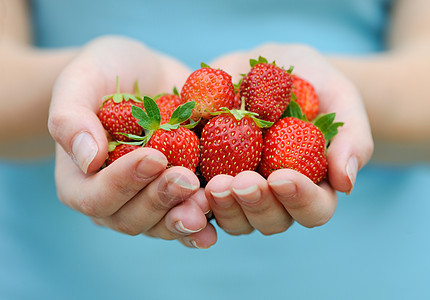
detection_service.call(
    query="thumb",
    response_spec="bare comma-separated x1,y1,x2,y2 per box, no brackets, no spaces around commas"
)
48,68,110,174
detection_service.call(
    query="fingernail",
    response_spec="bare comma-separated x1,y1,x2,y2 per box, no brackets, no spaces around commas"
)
135,155,167,179
175,221,202,234
232,185,260,204
268,180,297,198
172,177,200,192
71,132,98,174
210,190,233,208
164,177,200,203
183,237,205,249
346,156,358,195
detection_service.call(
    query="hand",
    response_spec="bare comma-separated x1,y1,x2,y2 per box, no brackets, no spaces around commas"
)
48,35,216,248
205,43,374,235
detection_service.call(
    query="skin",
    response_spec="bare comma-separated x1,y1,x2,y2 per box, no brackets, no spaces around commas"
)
1,0,429,248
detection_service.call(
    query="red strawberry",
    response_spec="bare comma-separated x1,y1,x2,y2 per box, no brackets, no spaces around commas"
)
239,56,293,123
232,90,242,110
291,74,319,121
258,101,343,184
98,77,144,141
180,63,235,121
199,105,272,182
105,143,140,166
148,126,199,172
129,96,200,172
155,87,186,124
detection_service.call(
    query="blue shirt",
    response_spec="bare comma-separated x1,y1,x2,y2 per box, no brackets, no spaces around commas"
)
2,0,430,299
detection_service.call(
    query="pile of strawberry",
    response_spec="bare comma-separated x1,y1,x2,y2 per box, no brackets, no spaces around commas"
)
98,56,343,185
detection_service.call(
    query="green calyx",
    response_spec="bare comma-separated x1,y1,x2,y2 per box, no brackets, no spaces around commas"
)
282,100,344,147
250,56,269,67
120,96,196,146
200,62,211,69
108,141,120,152
249,56,294,74
102,76,143,104
313,113,344,146
153,86,180,101
212,99,273,129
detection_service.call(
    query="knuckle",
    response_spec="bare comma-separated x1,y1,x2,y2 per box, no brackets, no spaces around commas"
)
110,216,141,236
260,220,293,236
151,192,183,213
110,178,140,200
160,231,180,241
78,197,104,218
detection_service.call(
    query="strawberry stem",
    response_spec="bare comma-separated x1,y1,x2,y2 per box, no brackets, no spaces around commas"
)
116,76,120,94
130,96,196,145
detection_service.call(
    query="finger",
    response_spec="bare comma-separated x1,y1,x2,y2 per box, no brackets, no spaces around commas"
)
48,63,114,174
103,166,200,236
318,75,374,194
146,189,208,240
230,171,293,235
178,223,218,249
48,37,156,174
205,175,254,235
55,146,168,218
189,188,211,215
267,169,337,228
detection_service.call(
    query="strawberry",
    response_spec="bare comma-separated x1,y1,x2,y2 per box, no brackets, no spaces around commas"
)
147,126,199,171
155,87,186,124
105,142,140,166
258,101,343,184
98,77,144,142
232,89,242,110
199,103,273,182
291,74,319,121
180,63,235,121
238,56,293,123
128,96,200,172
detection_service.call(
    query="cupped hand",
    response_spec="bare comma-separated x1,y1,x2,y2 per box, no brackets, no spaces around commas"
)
48,35,216,248
205,43,374,235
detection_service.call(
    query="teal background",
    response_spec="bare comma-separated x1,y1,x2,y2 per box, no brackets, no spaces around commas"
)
2,0,430,299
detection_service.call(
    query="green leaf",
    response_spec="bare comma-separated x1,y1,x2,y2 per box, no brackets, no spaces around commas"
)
125,93,143,103
230,109,245,121
108,141,119,152
131,101,160,131
281,100,307,121
168,101,195,125
173,86,179,96
314,113,336,133
234,77,243,92
182,118,201,129
118,140,146,146
291,92,297,101
112,93,123,103
250,59,258,68
323,122,344,144
160,123,180,131
312,113,344,146
117,132,147,141
201,62,211,69
253,118,273,128
143,96,161,128
258,56,268,64
286,65,294,74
